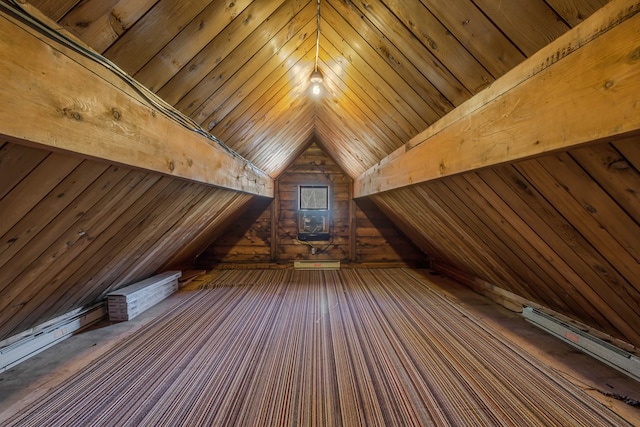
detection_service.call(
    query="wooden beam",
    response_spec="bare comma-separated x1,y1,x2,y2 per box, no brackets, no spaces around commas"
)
0,5,273,197
354,0,640,197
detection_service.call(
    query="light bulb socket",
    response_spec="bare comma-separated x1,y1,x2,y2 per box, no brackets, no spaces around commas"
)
310,70,323,84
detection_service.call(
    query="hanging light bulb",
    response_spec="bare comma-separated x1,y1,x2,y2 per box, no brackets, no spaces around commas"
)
310,69,323,95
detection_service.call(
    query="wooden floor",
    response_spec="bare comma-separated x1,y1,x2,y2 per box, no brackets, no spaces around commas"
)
1,269,637,426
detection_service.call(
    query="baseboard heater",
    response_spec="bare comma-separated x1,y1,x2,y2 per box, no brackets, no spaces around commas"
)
107,271,181,321
523,306,640,382
0,303,106,373
293,260,340,270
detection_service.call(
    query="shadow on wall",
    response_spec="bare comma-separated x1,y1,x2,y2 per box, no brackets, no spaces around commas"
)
354,198,427,266
195,197,273,268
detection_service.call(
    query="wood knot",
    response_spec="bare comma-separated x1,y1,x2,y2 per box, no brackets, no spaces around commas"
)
609,159,629,170
112,108,121,120
594,264,608,274
109,10,126,33
63,108,82,120
168,160,175,172
514,179,528,191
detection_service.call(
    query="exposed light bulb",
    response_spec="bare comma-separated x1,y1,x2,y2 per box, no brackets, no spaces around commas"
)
310,69,323,96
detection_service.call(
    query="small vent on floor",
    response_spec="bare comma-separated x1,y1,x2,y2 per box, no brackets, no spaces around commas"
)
293,260,340,270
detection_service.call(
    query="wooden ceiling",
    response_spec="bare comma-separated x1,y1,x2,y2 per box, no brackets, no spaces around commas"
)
26,0,607,178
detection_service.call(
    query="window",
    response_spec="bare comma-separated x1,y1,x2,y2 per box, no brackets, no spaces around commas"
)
298,185,330,241
299,185,329,210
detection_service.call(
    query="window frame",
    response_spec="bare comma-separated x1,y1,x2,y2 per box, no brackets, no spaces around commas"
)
298,185,330,211
297,184,331,241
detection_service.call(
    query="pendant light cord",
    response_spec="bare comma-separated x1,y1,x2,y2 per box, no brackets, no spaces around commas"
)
314,0,321,73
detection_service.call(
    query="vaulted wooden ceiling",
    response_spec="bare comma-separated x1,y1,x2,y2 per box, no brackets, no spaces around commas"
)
25,0,608,178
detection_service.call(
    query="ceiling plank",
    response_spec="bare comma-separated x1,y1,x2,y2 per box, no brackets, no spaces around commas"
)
133,0,254,92
156,0,288,106
329,0,456,116
472,0,570,56
247,107,316,174
103,0,213,75
318,44,409,147
196,5,316,133
27,0,81,21
320,64,402,156
381,0,493,95
545,0,609,27
212,46,316,156
59,0,159,53
418,0,525,78
354,0,640,197
321,15,423,139
226,75,313,160
315,112,381,177
0,8,273,197
322,3,434,129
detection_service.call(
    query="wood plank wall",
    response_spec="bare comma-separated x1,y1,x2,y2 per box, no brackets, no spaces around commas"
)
0,141,253,341
354,198,425,265
196,198,273,264
196,143,424,267
369,137,640,347
277,143,352,262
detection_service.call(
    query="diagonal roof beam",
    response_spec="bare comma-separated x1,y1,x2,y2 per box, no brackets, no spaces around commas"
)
354,0,640,198
0,4,273,197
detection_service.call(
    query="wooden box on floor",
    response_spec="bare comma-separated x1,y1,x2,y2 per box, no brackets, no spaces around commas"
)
107,271,182,321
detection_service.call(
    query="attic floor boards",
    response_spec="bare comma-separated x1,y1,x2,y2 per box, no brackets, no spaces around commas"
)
0,269,639,425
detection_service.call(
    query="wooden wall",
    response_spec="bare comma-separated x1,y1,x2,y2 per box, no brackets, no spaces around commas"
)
0,141,254,341
354,198,425,265
197,143,424,267
276,143,351,262
196,197,273,265
369,137,640,347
